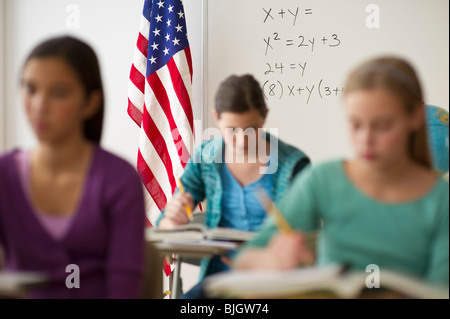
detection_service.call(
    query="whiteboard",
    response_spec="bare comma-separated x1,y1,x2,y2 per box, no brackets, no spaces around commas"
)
206,0,449,163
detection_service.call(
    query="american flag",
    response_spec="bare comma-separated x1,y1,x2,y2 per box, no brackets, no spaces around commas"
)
128,0,194,231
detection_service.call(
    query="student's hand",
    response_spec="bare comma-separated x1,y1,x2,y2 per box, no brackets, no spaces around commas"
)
221,256,232,267
159,193,194,229
266,232,315,269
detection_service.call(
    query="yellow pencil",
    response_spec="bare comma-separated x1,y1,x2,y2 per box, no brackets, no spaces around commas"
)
177,178,193,221
255,187,317,266
254,187,293,235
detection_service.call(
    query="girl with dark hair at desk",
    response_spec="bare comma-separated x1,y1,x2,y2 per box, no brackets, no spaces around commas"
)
157,74,310,298
0,36,146,298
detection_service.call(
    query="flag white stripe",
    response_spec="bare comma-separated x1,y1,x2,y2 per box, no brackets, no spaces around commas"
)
139,18,150,40
139,130,173,201
128,80,145,112
132,52,148,77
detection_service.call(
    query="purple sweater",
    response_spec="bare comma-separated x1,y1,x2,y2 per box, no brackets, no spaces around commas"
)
0,146,146,299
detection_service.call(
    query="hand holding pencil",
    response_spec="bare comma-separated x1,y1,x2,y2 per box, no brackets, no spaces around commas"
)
255,187,315,267
159,179,194,229
177,178,194,222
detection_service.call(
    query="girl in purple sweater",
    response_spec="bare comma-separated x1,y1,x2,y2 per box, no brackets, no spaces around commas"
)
0,36,146,298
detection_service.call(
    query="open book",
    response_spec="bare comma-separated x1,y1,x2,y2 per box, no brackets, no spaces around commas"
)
146,223,256,243
203,264,449,299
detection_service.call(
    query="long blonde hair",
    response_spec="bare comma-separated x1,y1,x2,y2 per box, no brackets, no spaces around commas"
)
344,56,432,168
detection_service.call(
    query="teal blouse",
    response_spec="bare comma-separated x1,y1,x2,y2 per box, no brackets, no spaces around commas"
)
239,160,449,286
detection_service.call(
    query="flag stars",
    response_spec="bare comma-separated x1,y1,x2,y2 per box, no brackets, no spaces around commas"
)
165,33,171,41
172,37,180,46
149,56,157,64
156,1,164,9
151,42,159,51
153,28,161,37
178,11,184,19
155,14,163,23
166,19,172,27
175,24,183,32
168,5,174,13
163,47,170,55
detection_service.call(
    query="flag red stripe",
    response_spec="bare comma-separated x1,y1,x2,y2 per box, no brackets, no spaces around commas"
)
137,149,167,211
141,102,177,193
127,99,143,127
148,72,191,168
137,32,149,58
167,58,194,134
185,47,193,82
163,258,172,277
129,64,146,95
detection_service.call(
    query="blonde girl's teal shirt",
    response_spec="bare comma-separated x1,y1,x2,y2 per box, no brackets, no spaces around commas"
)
156,133,310,280
239,160,449,286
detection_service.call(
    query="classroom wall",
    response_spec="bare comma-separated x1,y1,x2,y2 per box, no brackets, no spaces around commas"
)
1,0,205,166
206,0,449,163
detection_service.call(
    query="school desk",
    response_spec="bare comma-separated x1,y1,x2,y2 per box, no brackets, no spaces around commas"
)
145,239,239,299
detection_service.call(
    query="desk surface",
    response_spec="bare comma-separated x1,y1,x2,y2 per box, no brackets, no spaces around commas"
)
152,240,239,258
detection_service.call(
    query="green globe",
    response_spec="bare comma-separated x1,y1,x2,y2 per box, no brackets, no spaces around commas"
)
425,105,449,174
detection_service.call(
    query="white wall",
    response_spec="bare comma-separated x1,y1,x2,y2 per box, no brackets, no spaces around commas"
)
2,0,204,166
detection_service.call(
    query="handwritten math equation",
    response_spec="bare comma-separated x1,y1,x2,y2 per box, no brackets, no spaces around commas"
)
262,79,345,105
264,32,342,55
263,7,313,26
260,5,345,104
264,62,308,77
